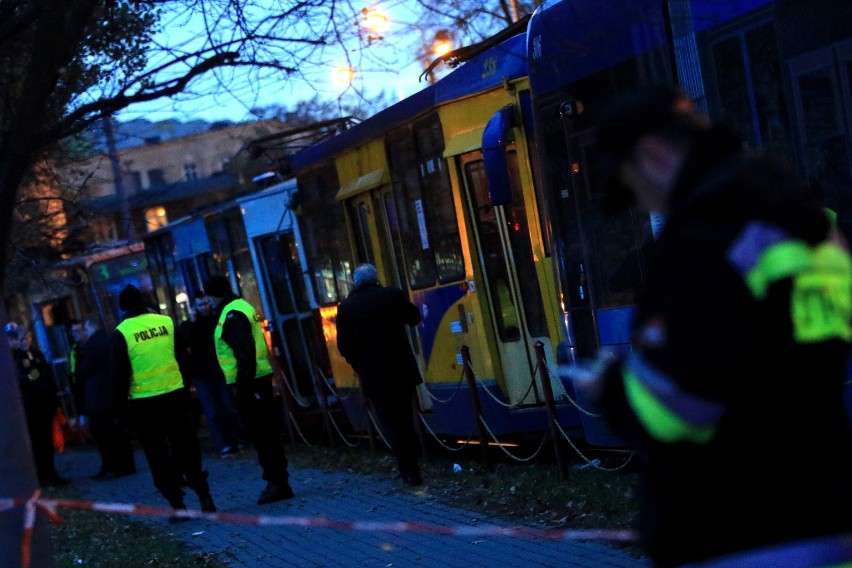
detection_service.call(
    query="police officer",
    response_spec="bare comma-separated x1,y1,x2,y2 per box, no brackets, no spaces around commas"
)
594,85,852,567
111,284,216,514
203,275,293,505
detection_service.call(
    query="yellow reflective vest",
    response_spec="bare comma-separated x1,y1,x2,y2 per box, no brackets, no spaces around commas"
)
116,313,183,399
213,298,273,384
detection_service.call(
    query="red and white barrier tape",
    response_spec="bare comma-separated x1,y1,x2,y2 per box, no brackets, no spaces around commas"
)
1,494,638,568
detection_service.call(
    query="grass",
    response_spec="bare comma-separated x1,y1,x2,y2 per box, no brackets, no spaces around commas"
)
45,435,641,565
44,483,228,568
287,441,639,531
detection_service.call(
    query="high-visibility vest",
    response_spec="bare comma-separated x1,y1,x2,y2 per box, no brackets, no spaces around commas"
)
213,298,273,384
116,313,183,399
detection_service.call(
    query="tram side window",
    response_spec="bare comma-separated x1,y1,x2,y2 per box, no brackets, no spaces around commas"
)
260,234,311,315
298,166,353,305
705,20,792,159
386,117,465,289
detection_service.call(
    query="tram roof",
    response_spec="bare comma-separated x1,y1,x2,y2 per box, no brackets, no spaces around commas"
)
54,241,144,269
290,33,528,174
527,0,772,97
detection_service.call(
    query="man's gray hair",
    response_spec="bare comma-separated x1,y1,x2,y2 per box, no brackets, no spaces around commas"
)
353,264,379,287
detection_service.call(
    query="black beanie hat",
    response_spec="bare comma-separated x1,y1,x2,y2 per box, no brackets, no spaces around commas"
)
203,275,233,298
119,284,144,311
597,84,706,212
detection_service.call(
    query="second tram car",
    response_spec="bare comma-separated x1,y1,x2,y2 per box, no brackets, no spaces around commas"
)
143,180,335,417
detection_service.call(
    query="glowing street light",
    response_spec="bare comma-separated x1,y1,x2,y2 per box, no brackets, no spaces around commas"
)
361,7,389,44
433,29,454,57
332,65,356,85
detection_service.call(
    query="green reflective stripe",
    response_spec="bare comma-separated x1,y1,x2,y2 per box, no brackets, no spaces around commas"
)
623,368,717,444
214,298,273,384
117,313,183,399
791,242,852,343
825,207,838,230
129,361,182,396
745,240,810,300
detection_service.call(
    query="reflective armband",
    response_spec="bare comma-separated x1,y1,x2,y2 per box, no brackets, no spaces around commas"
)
623,353,725,445
727,221,852,344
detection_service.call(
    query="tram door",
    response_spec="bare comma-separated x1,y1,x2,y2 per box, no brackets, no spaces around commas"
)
460,150,551,405
257,233,326,401
559,127,649,360
346,189,429,406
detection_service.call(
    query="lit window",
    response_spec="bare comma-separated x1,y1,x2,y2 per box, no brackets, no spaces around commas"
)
145,206,168,231
184,163,198,180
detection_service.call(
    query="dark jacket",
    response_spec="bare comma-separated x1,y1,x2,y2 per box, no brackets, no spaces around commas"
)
177,313,227,385
599,127,852,567
76,329,120,414
336,283,422,398
14,346,59,420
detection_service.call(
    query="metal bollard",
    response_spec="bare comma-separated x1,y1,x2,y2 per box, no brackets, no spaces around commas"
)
535,341,569,480
461,346,490,469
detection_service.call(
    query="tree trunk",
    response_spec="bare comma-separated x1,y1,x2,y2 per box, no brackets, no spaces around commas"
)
0,303,55,567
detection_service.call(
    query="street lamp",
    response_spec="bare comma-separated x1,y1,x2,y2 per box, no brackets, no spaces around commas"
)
332,65,356,85
361,6,388,44
433,29,454,58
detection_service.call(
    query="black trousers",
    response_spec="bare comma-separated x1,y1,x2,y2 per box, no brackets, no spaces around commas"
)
88,409,136,474
25,409,60,482
234,374,289,483
130,388,209,504
369,385,421,480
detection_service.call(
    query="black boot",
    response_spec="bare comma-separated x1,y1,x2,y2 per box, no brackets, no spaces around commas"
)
257,481,294,505
198,492,216,513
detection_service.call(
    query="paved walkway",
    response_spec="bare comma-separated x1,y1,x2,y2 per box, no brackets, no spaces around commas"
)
53,444,650,567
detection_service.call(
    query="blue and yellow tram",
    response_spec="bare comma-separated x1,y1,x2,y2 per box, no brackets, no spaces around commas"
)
283,0,852,446
289,31,581,440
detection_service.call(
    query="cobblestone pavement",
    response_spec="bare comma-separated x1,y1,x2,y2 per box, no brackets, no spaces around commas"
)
54,444,650,568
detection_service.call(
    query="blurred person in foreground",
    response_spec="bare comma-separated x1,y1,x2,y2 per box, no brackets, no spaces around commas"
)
593,84,852,567
203,275,293,505
111,285,216,516
78,318,136,480
7,322,69,487
336,263,424,486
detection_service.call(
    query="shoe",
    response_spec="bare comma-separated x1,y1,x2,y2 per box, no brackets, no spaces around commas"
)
256,481,294,505
403,475,423,487
167,497,186,509
198,493,217,513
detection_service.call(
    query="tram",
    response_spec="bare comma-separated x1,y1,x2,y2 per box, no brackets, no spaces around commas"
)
281,0,852,446
143,180,334,415
288,29,583,441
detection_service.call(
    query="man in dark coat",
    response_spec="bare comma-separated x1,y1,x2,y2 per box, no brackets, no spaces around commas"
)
7,322,69,486
594,85,852,567
78,318,136,479
336,263,424,486
176,290,244,456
